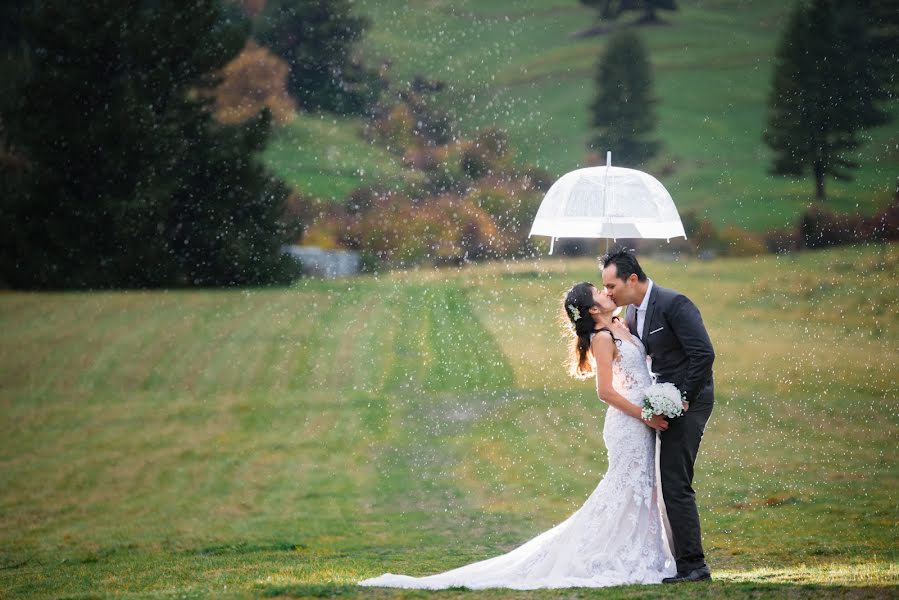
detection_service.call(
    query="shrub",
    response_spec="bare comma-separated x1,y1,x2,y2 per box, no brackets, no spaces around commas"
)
464,183,541,256
679,209,723,256
520,164,555,192
340,193,499,266
719,225,767,257
461,127,511,180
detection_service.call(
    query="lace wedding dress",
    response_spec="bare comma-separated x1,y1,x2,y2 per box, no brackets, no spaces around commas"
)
359,332,676,590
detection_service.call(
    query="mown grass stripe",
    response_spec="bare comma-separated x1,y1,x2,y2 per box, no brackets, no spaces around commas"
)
191,291,297,395
1,246,897,598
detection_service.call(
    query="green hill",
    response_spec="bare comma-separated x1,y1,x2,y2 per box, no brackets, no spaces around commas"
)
1,245,897,597
264,0,898,230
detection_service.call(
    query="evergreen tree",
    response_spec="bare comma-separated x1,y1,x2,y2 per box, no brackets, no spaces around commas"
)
764,0,891,201
0,0,296,289
580,0,677,25
588,30,659,167
860,0,899,94
254,0,382,115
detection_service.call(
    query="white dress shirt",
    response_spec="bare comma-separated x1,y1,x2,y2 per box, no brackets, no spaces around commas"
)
636,279,654,339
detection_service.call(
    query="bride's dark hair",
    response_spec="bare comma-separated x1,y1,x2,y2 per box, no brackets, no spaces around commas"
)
564,282,622,379
563,282,600,379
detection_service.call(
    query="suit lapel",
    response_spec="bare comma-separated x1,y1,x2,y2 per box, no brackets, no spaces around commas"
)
642,285,659,352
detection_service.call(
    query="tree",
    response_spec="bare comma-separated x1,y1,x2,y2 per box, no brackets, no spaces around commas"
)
764,0,892,201
588,30,659,167
859,0,899,94
0,0,297,289
254,0,382,115
207,40,296,125
580,0,677,25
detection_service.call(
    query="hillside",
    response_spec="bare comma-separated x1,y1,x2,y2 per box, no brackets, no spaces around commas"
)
1,245,897,597
264,0,898,231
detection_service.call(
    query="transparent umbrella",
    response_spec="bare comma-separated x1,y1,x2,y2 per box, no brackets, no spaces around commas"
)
529,152,687,254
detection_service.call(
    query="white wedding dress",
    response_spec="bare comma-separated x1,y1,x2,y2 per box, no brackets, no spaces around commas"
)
359,332,676,590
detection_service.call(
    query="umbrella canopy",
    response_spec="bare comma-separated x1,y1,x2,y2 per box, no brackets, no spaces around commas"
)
529,154,686,253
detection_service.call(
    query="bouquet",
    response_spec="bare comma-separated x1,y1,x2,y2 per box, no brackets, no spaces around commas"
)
641,382,685,420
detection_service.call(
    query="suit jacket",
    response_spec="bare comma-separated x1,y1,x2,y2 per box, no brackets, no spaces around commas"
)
627,285,715,406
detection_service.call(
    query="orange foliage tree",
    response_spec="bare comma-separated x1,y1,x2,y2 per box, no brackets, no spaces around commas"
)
210,40,295,125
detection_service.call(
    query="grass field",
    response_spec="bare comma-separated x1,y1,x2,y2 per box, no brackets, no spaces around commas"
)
264,0,899,230
1,244,898,598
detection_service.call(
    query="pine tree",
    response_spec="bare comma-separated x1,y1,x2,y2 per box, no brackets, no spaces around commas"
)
580,0,677,25
0,0,296,288
764,0,891,201
588,30,659,167
860,0,899,95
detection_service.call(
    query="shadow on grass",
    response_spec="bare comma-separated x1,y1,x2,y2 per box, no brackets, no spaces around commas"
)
257,581,897,599
186,540,305,556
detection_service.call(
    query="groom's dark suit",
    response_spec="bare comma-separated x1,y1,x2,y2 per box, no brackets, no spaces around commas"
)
627,284,715,574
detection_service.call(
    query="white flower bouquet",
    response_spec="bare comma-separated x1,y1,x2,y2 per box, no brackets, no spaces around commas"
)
641,382,685,420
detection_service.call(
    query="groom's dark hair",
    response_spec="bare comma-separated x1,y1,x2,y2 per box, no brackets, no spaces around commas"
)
601,248,647,282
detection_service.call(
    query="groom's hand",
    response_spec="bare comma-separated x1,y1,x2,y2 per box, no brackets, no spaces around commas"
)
643,415,668,431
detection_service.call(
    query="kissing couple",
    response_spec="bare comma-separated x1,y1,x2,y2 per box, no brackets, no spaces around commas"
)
360,248,716,589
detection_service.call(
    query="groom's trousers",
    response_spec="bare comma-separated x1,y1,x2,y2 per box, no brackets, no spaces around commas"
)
659,398,714,573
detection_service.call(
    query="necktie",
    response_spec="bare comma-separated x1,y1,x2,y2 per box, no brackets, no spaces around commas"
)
627,305,638,337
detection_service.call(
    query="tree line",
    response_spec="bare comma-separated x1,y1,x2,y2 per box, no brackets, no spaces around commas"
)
1,1,895,289
586,0,897,201
0,0,377,289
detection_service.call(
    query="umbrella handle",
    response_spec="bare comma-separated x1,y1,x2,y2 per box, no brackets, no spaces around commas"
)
549,237,555,255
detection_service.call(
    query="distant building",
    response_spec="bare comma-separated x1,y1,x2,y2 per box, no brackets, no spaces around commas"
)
281,245,360,278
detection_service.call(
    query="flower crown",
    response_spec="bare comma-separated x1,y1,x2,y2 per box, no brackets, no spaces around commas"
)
567,303,581,321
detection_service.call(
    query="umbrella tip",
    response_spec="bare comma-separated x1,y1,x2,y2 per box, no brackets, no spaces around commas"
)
606,151,611,166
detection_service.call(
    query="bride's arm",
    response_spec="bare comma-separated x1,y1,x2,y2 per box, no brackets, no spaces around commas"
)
591,332,669,431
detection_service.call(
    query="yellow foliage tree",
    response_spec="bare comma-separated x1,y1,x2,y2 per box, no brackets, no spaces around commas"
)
211,40,296,125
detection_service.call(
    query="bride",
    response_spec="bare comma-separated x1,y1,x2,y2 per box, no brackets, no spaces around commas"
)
358,282,678,589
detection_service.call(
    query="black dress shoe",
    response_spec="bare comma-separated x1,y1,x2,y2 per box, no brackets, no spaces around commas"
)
662,565,711,583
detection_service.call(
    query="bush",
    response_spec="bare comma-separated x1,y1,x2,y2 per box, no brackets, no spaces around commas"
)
371,103,416,155
719,225,767,257
407,144,468,195
679,209,723,256
797,193,899,249
341,193,499,266
763,227,801,254
461,127,511,180
465,183,541,256
519,164,555,192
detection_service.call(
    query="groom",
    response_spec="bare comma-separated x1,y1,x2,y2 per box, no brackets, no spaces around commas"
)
600,249,715,584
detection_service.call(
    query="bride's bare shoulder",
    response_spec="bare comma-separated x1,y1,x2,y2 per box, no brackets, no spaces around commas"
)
590,330,619,362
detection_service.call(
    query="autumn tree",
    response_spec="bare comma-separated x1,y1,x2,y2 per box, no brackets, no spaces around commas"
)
209,40,296,125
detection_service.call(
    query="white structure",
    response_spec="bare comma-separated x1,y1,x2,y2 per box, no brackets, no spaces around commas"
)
529,152,686,253
282,245,360,278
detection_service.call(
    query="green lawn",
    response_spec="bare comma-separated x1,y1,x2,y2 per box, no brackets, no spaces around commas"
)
265,0,899,230
263,113,420,202
1,244,898,598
